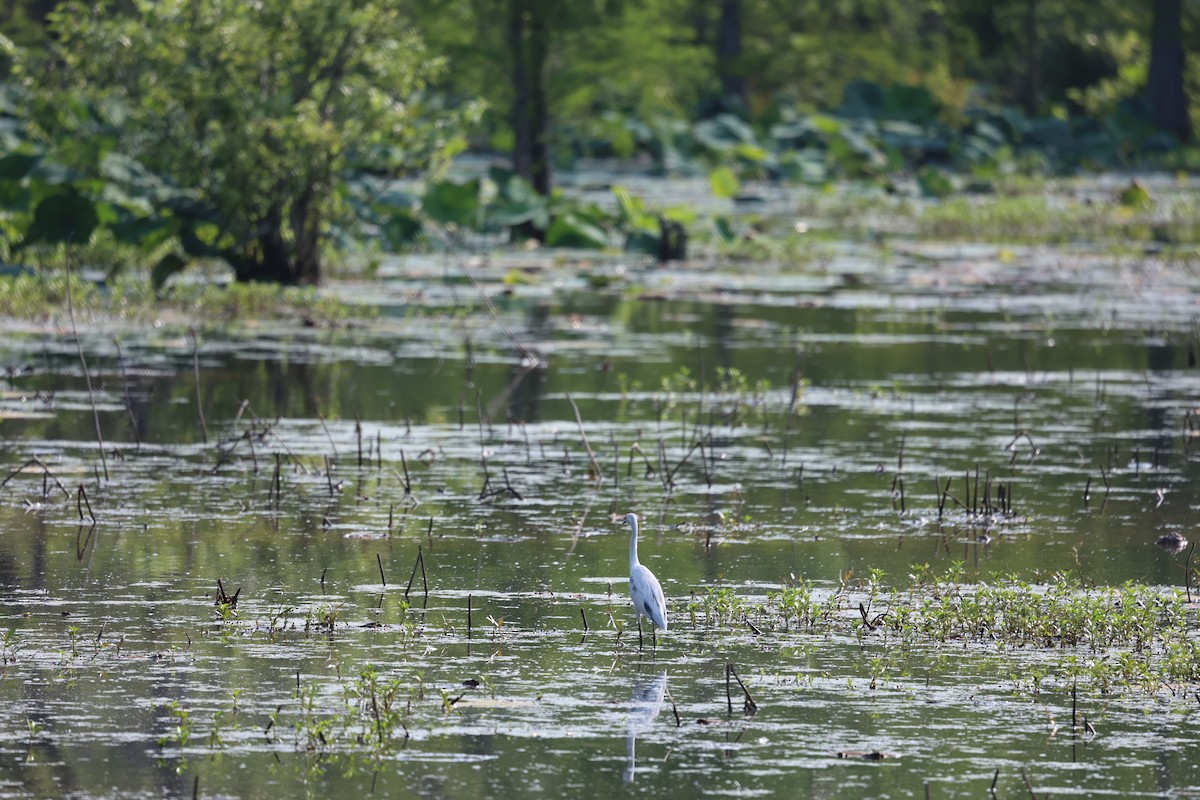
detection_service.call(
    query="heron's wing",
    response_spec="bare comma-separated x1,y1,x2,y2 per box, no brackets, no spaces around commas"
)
630,565,668,631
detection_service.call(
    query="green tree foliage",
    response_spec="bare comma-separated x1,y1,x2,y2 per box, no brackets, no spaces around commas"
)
0,0,53,53
11,0,472,284
425,0,1194,159
417,0,712,192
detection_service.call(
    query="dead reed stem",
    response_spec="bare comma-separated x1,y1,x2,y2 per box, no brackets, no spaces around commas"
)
404,546,428,598
76,484,96,523
566,393,603,483
2,457,71,498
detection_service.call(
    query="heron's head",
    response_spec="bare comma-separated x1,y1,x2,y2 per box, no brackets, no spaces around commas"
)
622,512,638,528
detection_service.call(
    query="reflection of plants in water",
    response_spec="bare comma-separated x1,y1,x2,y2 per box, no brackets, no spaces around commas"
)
207,711,226,750
263,605,294,635
345,665,413,749
215,602,239,626
3,628,19,663
65,626,81,660
294,684,333,779
657,366,697,417
157,701,193,773
616,373,643,417
606,609,626,638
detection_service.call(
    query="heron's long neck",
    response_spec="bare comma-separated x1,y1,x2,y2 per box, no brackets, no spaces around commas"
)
629,519,640,569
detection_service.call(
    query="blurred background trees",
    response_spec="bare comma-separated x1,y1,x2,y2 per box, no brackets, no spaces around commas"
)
0,0,1195,283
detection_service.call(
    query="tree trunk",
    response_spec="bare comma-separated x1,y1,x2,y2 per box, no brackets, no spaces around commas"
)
528,9,551,196
508,0,552,197
508,0,533,184
1147,0,1191,141
289,184,322,285
1023,0,1040,116
716,0,746,109
230,208,302,285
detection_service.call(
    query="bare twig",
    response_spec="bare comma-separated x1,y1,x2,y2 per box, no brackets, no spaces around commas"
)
2,457,72,498
404,546,428,598
725,662,758,715
1020,767,1039,799
566,393,603,483
317,410,338,458
76,484,96,523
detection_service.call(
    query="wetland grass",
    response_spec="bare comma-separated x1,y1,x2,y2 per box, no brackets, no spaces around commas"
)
3,216,1200,796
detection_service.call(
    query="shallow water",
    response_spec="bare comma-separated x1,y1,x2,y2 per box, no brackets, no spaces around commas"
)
2,226,1200,797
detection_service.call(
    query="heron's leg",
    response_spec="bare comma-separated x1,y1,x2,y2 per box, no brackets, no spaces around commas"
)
637,617,644,649
652,627,657,649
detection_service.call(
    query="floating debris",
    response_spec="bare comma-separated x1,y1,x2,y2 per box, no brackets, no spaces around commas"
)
1155,532,1188,554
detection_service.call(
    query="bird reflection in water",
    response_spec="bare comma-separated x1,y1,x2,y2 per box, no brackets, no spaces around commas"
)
624,671,667,783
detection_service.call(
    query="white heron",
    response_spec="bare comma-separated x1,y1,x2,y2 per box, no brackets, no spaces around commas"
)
623,512,667,648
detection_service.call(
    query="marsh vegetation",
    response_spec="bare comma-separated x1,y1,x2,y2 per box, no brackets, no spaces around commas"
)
3,179,1200,796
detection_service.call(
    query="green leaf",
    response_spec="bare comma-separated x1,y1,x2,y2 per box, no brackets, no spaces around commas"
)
486,171,549,229
0,152,41,181
809,114,843,136
15,188,98,250
708,166,740,199
714,217,738,243
150,252,189,291
1117,180,1153,209
110,214,175,248
624,230,660,256
733,143,770,165
544,213,608,249
180,223,221,258
422,179,480,227
488,202,549,230
613,185,655,232
382,211,423,250
0,181,31,212
917,166,955,199
841,80,886,118
369,181,419,212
